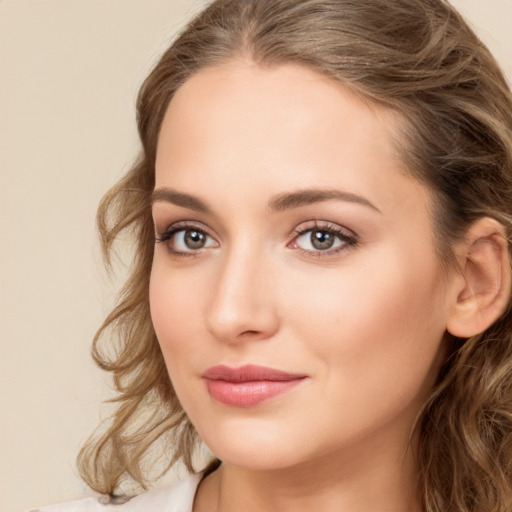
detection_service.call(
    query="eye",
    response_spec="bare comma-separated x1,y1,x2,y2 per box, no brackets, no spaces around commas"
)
173,229,216,251
155,223,218,255
290,222,357,256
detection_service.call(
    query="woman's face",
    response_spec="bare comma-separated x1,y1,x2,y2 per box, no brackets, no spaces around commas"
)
150,62,453,471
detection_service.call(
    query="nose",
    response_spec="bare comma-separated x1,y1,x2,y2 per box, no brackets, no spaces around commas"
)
205,245,280,344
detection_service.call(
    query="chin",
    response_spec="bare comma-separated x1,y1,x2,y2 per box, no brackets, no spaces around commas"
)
209,444,301,471
195,416,307,471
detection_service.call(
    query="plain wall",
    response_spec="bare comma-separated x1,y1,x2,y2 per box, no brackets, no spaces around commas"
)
1,1,512,511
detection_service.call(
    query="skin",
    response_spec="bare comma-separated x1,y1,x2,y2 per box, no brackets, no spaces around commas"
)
150,62,459,512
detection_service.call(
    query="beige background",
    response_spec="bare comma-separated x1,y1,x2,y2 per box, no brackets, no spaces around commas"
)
1,1,512,511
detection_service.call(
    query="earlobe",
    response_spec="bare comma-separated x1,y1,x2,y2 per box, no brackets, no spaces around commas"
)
446,217,511,338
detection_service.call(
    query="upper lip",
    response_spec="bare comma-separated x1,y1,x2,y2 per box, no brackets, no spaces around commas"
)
202,364,307,382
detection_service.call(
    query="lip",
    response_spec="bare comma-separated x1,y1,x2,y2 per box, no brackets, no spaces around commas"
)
202,364,308,407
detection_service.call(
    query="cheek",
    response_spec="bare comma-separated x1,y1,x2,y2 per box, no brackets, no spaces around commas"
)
149,261,211,418
149,261,205,361
283,248,447,404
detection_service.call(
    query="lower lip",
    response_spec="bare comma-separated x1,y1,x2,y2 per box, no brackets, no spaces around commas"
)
205,379,305,407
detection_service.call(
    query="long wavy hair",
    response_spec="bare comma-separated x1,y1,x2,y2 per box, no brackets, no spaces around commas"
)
77,1,512,510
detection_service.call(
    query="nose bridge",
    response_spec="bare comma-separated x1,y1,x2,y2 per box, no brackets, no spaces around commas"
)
206,239,278,343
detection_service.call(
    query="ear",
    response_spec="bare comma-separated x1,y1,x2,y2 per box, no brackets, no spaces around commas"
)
447,217,511,338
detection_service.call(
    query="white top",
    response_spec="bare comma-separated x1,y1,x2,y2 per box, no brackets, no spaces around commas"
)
28,473,202,512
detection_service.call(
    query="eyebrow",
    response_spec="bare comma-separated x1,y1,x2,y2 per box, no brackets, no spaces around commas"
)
151,188,211,213
151,187,381,214
268,188,381,213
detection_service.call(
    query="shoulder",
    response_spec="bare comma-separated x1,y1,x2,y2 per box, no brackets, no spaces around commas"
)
29,473,203,512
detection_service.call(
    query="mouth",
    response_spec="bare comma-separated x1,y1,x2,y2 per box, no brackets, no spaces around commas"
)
201,364,308,407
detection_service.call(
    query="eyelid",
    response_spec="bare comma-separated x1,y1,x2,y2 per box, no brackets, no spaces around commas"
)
155,220,211,239
155,220,219,256
288,220,358,257
154,218,358,259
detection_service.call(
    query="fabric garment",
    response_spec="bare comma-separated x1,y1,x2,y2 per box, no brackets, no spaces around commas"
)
28,473,202,512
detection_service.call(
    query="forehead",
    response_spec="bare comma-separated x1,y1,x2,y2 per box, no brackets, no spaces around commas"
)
155,62,429,220
157,62,401,168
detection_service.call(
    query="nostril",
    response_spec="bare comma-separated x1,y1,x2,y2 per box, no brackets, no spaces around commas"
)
240,330,261,337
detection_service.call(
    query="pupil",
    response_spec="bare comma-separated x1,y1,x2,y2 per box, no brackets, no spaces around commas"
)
185,230,205,249
311,230,334,250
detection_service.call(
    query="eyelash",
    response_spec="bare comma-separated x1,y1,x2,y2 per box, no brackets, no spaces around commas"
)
155,220,358,259
290,221,358,258
155,221,215,258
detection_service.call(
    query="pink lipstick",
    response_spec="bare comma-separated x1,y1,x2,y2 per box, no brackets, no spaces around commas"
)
202,364,307,407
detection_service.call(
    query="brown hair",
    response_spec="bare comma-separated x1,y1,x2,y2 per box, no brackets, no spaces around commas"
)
77,1,512,510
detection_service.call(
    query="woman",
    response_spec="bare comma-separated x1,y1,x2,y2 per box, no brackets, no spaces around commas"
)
35,0,512,511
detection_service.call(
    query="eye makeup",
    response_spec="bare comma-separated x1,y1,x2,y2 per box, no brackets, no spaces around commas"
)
155,218,358,260
288,220,358,258
155,220,218,257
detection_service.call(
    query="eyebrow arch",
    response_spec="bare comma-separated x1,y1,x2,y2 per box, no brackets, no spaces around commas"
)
151,188,212,213
268,188,381,213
